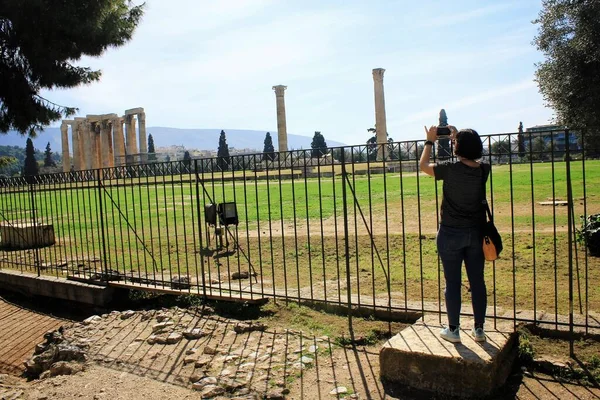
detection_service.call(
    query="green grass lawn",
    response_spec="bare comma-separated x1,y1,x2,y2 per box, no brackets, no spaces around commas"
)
1,160,599,317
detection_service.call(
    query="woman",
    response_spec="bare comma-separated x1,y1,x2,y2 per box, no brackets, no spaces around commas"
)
419,125,489,343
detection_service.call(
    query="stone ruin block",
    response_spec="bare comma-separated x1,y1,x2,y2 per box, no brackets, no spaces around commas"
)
0,222,56,250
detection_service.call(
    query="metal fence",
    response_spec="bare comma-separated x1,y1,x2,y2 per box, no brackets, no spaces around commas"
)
1,129,598,333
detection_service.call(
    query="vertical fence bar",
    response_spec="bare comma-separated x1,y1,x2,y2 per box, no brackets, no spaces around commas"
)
487,136,496,329
581,133,588,333
28,182,41,276
509,138,517,329
316,154,327,304
277,153,288,301
331,150,342,306
341,149,352,326
565,128,574,356
528,131,538,322
366,145,375,311
194,160,207,299
550,132,558,329
399,144,408,311
382,145,392,318
415,141,425,315
303,150,314,301
97,170,109,279
433,139,442,324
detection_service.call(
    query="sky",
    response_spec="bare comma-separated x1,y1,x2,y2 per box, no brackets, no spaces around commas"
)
42,0,554,145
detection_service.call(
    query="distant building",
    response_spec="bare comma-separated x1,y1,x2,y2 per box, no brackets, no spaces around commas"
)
525,124,579,152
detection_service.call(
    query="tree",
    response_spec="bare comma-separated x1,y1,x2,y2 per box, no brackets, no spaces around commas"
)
262,132,275,161
534,0,600,155
366,127,399,160
217,130,230,171
23,138,38,177
182,150,191,172
311,131,328,158
0,1,144,136
148,134,156,161
43,142,55,167
490,139,511,163
532,136,549,160
366,132,378,161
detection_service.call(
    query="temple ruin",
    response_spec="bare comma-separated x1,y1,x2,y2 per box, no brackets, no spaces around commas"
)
60,108,147,172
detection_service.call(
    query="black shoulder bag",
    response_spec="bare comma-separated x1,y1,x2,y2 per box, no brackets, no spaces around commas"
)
480,165,502,261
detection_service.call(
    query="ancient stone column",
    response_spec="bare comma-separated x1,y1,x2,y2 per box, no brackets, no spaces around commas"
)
372,68,388,160
272,85,288,153
94,123,102,169
125,114,138,164
100,119,114,168
138,111,148,163
85,116,102,169
72,119,84,171
60,121,71,172
112,117,126,166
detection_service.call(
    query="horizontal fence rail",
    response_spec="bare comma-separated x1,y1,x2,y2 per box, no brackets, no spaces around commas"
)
1,130,598,332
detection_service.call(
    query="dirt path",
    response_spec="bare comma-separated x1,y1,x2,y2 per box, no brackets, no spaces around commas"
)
0,304,599,399
0,297,64,375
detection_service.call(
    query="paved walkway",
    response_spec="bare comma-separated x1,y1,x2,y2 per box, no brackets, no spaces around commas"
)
0,296,63,374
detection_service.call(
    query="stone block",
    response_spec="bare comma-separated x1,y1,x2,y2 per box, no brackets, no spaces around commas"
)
380,316,517,398
0,222,55,249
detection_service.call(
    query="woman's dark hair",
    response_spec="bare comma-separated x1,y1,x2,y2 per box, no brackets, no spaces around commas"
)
454,129,483,160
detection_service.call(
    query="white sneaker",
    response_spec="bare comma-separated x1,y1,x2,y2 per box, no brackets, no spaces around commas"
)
440,326,461,343
472,327,486,342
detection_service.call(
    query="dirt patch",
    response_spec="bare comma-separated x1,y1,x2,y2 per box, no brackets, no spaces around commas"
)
518,326,600,386
0,296,64,375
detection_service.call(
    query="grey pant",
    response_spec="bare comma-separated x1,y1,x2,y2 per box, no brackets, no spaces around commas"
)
436,224,487,327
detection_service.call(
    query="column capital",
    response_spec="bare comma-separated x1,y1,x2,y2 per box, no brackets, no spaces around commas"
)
138,112,146,123
272,85,287,97
372,68,385,82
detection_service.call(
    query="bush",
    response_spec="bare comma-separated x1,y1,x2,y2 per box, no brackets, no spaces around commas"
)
517,329,535,364
577,214,600,256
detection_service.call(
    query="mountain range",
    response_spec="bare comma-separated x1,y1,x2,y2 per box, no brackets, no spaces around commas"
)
1,127,346,152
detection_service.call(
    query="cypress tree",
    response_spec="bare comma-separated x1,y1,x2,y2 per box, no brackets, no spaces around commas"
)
148,134,156,161
43,142,55,167
263,132,275,161
217,130,230,171
310,131,328,158
23,138,38,177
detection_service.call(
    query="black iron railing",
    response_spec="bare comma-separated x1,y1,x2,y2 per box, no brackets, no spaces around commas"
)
0,130,598,333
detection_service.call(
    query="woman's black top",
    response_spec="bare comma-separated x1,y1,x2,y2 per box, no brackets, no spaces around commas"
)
433,162,490,228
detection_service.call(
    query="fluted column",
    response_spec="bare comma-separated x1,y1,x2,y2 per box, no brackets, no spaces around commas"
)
372,68,388,160
88,121,101,170
72,119,84,171
113,117,126,166
60,121,70,172
272,85,288,153
100,119,114,168
138,112,148,163
125,114,138,164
